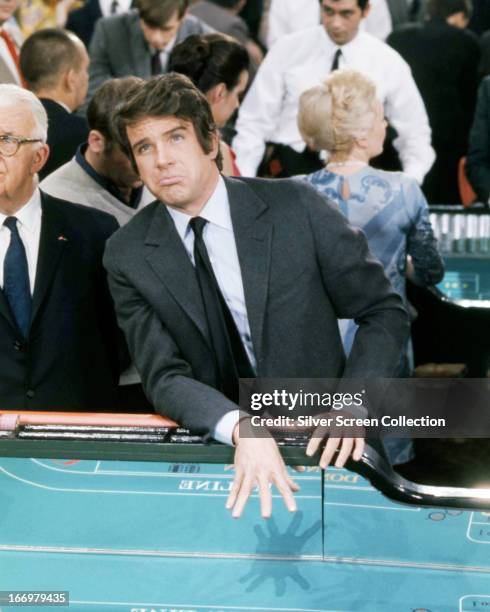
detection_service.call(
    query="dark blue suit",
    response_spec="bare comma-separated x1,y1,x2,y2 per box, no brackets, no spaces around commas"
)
0,192,125,411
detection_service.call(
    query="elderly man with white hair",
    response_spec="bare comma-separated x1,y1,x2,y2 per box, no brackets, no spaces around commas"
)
0,84,126,412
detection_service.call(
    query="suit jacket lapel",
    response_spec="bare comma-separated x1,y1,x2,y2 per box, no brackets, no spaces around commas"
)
225,178,272,365
144,204,211,347
31,194,67,325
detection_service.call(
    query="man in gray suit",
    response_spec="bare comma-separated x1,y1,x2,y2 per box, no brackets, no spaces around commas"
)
87,0,213,104
0,1,22,85
104,74,408,518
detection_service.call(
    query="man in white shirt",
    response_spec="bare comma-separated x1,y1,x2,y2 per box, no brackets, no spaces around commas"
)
104,73,409,518
0,0,22,85
266,0,409,46
234,0,434,183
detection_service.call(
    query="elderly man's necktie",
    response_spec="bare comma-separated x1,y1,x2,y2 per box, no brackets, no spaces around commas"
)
3,217,31,339
190,217,254,402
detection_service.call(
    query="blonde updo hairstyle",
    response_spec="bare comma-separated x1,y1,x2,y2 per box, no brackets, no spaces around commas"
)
298,70,378,157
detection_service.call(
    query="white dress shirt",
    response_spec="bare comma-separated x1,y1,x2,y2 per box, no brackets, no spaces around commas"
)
233,25,434,184
166,176,256,445
0,189,42,294
99,0,133,17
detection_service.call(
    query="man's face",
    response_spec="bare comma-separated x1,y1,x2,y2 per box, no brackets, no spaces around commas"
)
140,11,183,50
126,115,219,212
0,105,49,211
321,0,368,46
0,0,18,26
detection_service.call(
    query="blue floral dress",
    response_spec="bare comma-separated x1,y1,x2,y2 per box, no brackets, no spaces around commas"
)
303,167,444,463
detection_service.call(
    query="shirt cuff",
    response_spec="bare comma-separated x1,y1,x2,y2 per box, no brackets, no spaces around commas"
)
213,410,241,445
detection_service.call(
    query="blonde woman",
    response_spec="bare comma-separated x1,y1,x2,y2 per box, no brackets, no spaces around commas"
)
299,70,444,463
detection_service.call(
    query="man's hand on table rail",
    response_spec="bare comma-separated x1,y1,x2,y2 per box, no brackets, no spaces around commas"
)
306,411,365,469
227,418,299,519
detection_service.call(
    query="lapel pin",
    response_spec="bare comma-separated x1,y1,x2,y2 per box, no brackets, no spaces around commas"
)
57,235,68,242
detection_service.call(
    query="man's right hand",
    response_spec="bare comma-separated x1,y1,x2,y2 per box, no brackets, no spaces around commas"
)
226,420,299,519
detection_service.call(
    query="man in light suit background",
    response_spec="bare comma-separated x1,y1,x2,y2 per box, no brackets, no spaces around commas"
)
0,0,23,85
104,74,408,518
41,76,155,412
87,0,213,104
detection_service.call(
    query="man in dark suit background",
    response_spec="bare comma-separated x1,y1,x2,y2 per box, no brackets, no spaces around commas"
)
104,74,408,518
0,84,124,411
87,0,213,104
20,28,90,180
388,0,480,203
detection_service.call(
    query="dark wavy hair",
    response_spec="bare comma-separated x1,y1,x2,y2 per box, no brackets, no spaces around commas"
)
88,76,143,152
113,73,223,171
168,33,250,94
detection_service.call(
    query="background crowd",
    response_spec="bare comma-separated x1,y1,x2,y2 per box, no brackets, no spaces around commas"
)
0,0,489,483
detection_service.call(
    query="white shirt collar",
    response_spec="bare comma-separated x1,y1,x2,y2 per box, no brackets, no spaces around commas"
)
0,188,42,234
166,175,232,240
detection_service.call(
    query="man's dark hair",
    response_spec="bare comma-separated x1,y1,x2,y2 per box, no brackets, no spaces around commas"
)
87,77,144,152
113,72,223,170
319,0,370,12
136,0,188,28
427,0,472,19
20,29,84,92
168,33,249,94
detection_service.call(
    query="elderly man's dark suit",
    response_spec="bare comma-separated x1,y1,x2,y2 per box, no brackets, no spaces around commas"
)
104,177,408,435
87,10,213,105
0,191,125,411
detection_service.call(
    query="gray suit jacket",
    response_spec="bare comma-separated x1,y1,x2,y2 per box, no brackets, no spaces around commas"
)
88,10,213,104
104,176,408,435
189,1,249,44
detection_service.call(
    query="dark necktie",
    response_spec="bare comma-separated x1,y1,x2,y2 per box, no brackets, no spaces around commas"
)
110,0,119,13
3,217,31,339
331,48,342,72
190,217,254,402
151,51,162,76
